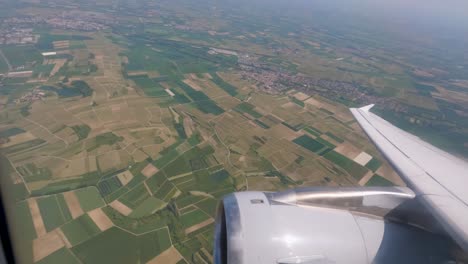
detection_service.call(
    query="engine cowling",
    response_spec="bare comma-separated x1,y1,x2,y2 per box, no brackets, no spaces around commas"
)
214,189,457,264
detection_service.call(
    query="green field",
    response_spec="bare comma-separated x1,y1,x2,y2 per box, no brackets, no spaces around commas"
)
119,183,151,209
129,75,168,97
234,102,262,118
324,151,369,180
365,157,382,172
98,176,123,197
153,180,176,202
210,73,238,96
129,196,166,218
304,126,322,137
365,174,394,187
293,135,326,153
72,227,171,263
0,127,25,138
0,45,42,68
162,146,213,177
36,248,80,264
16,163,52,182
324,132,344,143
37,196,67,232
57,194,73,222
75,187,106,212
14,201,37,240
176,80,224,115
71,125,91,140
86,132,123,152
61,214,101,246
180,209,210,228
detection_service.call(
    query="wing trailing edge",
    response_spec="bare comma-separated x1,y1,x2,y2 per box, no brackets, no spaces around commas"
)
350,105,468,251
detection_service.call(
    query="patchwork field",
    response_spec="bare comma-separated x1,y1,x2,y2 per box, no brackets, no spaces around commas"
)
0,8,415,263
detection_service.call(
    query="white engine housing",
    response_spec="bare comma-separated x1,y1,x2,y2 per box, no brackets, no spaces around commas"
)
214,189,456,264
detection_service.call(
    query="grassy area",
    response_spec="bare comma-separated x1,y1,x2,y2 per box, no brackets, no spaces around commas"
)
162,146,214,178
98,176,123,197
0,127,25,138
2,139,46,155
180,209,210,228
75,187,106,212
37,196,66,232
36,248,80,264
0,52,9,73
57,194,73,222
72,227,171,263
41,81,93,98
128,196,166,218
61,214,101,246
86,132,123,152
153,180,176,202
13,201,37,240
129,75,168,97
119,183,150,209
293,135,326,153
365,157,382,172
16,163,52,182
315,137,336,149
325,132,344,143
323,151,369,180
145,171,167,194
234,102,262,118
210,72,238,96
1,45,42,69
71,125,91,140
291,97,305,107
304,126,322,137
176,80,224,115
365,174,394,187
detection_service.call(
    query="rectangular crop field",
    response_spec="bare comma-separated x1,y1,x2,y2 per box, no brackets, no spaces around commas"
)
293,135,326,153
61,214,101,246
37,196,67,232
75,187,106,212
72,227,170,263
324,151,369,180
180,209,210,228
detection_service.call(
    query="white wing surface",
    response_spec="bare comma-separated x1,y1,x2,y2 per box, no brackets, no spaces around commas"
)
350,105,468,251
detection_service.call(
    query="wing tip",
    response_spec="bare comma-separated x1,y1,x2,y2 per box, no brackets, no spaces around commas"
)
359,104,375,112
350,104,374,115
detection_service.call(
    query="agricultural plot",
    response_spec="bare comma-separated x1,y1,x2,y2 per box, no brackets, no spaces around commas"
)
162,146,214,178
365,157,382,172
234,102,262,118
293,135,327,153
175,80,224,115
180,209,211,229
118,183,151,209
74,187,105,212
365,174,394,187
1,45,43,69
72,227,171,263
36,196,68,232
61,214,101,246
128,196,166,218
36,248,80,264
323,151,369,180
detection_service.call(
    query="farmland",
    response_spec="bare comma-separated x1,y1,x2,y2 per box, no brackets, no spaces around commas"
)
3,0,466,263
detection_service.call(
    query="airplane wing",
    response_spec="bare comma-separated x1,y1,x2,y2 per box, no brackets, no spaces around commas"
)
350,104,468,252
213,104,466,264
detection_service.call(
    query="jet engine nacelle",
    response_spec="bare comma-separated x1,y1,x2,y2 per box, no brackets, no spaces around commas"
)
214,189,457,264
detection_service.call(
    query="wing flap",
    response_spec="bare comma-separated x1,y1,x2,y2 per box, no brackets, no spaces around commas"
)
351,105,468,251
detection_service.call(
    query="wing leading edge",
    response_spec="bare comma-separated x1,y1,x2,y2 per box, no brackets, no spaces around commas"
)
350,105,468,251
